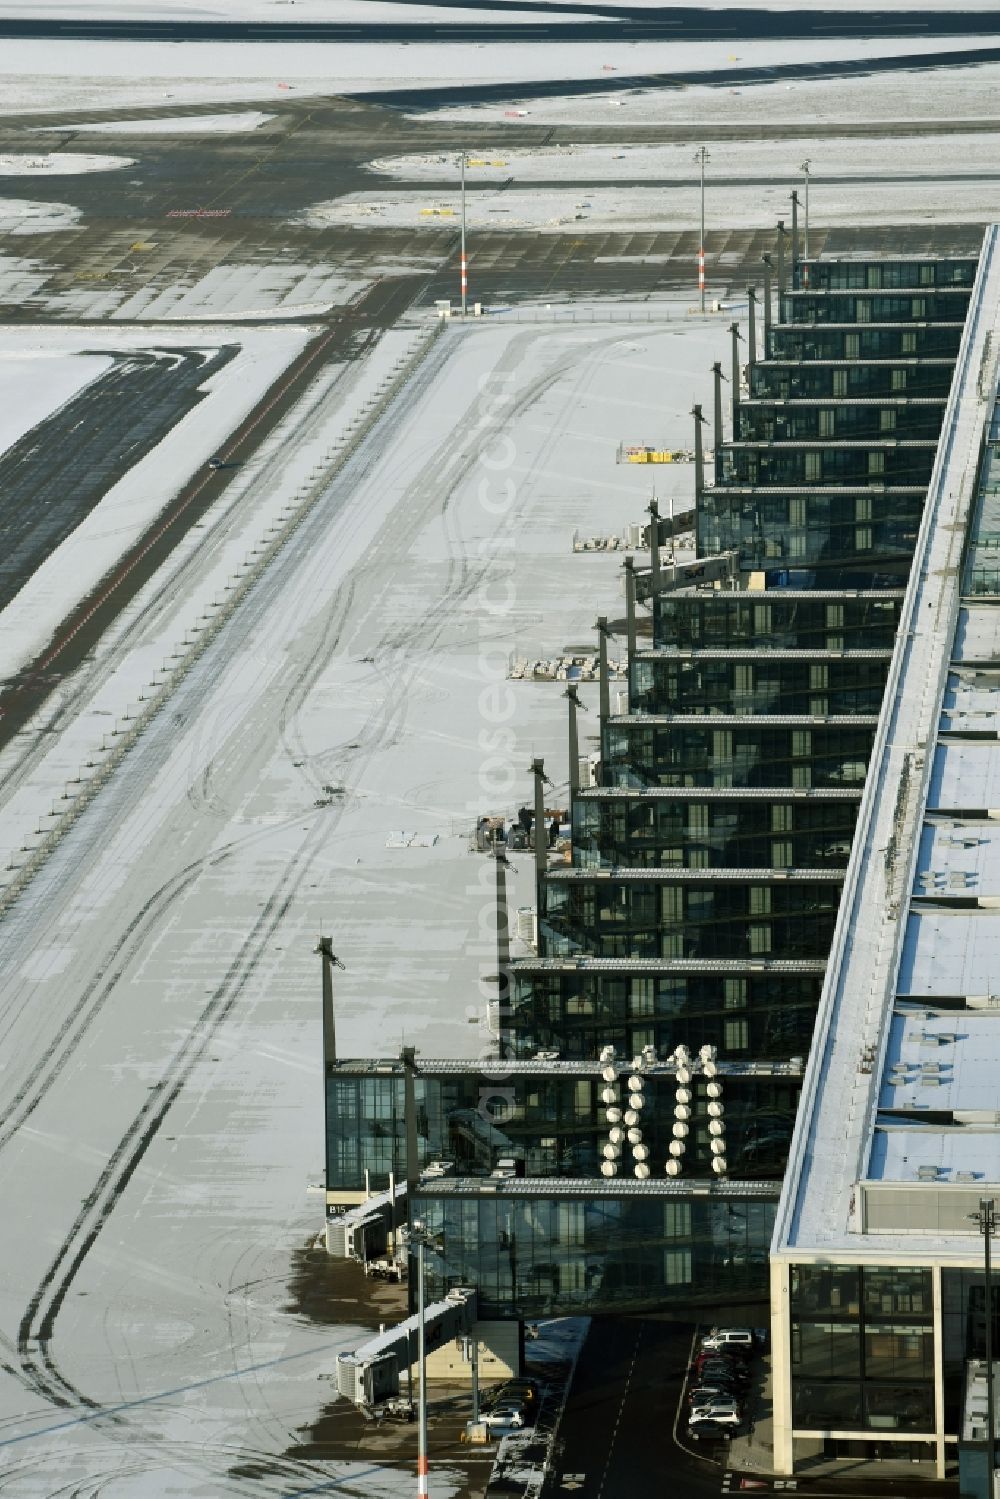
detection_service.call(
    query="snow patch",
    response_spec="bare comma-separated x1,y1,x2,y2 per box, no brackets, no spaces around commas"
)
49,109,275,135
0,196,80,233
302,176,1000,234
0,150,134,175
109,263,368,321
371,133,1000,185
0,350,113,457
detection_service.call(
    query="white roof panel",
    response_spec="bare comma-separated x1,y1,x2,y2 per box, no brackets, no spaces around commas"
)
929,741,1000,809
869,1129,1000,1185
914,821,1000,897
898,911,1000,995
953,604,1000,663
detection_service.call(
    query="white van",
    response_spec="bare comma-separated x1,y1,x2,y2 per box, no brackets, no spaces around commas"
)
699,1327,755,1356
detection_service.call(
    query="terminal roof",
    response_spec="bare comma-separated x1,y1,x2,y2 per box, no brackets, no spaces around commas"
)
774,226,1000,1265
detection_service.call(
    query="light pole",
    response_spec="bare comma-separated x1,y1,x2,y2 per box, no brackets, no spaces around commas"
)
695,145,710,314
409,1219,430,1499
971,1197,998,1499
799,159,811,269
460,150,468,318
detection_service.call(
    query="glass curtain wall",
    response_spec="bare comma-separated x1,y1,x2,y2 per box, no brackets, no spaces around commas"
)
790,1264,935,1433
417,1190,777,1317
507,966,822,1061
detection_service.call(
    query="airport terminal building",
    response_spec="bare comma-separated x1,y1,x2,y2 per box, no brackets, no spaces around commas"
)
326,225,1000,1481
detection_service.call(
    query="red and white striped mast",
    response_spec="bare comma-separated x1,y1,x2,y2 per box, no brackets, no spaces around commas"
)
695,144,710,314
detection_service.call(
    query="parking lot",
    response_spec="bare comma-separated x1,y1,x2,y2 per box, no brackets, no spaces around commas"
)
682,1325,768,1451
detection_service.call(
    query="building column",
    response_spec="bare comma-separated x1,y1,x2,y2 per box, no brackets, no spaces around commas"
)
770,1258,795,1475
933,1263,947,1480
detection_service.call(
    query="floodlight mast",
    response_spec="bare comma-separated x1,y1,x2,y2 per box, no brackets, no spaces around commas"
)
460,152,468,318
695,145,710,314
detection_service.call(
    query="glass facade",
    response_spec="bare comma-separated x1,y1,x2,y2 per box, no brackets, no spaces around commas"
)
507,965,823,1061
416,1189,777,1318
721,443,936,487
782,290,971,324
697,488,923,575
654,591,902,652
603,717,876,790
628,653,890,717
327,1064,798,1192
736,400,945,443
767,324,963,361
540,872,843,959
800,256,976,290
749,360,957,400
571,791,859,869
790,1263,935,1433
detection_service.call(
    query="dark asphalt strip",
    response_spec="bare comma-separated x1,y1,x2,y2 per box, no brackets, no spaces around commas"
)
368,42,1000,110
1,10,999,41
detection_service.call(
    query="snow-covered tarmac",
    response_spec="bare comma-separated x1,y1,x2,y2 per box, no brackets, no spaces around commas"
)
3,32,999,115
305,177,994,234
0,324,315,683
0,307,712,1493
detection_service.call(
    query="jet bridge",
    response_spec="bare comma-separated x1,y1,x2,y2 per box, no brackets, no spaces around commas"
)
336,1285,479,1410
635,548,740,601
326,1181,407,1260
655,549,739,592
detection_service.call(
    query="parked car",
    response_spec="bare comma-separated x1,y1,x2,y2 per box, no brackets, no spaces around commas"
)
695,1346,750,1369
690,1397,741,1424
689,1404,741,1429
694,1354,750,1384
694,1368,749,1396
688,1383,742,1407
700,1327,756,1357
687,1417,736,1442
481,1378,539,1413
481,1403,526,1430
